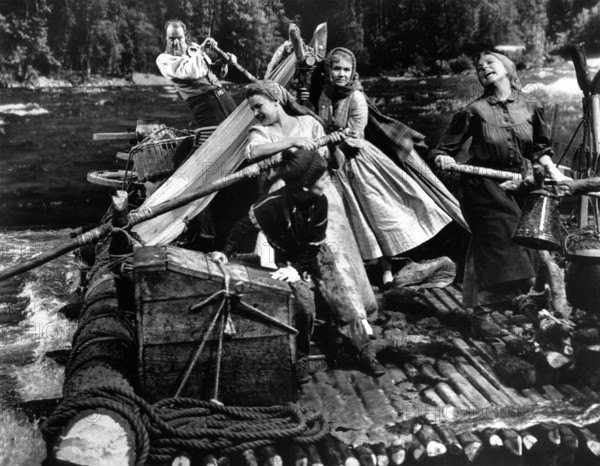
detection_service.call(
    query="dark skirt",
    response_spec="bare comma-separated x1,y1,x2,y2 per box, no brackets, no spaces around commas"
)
186,88,237,128
462,175,536,292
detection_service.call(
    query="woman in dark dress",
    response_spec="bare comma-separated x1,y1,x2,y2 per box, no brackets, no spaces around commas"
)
430,51,566,326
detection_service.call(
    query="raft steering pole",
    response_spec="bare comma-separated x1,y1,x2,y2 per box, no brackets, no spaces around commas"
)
0,132,345,282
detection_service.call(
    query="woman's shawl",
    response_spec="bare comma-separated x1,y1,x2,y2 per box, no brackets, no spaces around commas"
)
365,99,426,164
365,98,469,231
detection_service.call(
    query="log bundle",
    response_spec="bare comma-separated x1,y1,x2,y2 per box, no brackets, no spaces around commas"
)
40,255,600,465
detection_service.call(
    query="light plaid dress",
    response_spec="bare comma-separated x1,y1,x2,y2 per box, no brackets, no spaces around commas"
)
319,90,452,260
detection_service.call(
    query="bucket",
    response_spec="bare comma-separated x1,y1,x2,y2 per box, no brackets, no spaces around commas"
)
565,234,600,313
512,189,561,250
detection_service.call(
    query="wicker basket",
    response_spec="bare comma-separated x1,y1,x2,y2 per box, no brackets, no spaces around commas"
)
132,126,182,182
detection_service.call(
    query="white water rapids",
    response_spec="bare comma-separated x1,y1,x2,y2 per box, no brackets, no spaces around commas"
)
0,229,78,466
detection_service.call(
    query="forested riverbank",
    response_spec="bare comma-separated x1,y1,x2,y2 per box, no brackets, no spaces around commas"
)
2,0,600,85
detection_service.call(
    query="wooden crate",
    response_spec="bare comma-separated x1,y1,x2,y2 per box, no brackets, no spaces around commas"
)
134,246,296,405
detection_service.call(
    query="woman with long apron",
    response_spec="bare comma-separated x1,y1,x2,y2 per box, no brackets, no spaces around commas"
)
431,51,567,334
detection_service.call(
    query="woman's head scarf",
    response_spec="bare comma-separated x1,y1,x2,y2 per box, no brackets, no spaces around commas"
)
246,80,292,105
323,47,363,100
245,80,323,122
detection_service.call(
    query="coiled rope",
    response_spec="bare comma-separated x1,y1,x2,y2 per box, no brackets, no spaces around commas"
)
46,249,325,465
41,384,328,465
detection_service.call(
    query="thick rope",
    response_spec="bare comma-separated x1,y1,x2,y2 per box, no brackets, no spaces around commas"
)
41,385,328,466
54,242,322,465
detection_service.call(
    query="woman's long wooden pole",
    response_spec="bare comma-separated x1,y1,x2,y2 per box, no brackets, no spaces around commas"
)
0,133,344,282
443,164,600,196
443,163,523,181
442,163,600,195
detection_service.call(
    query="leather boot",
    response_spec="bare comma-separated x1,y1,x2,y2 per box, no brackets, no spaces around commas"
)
527,286,549,308
296,354,310,384
512,286,549,322
357,347,386,378
471,306,509,339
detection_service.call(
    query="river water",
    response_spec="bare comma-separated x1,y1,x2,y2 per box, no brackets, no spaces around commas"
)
0,62,597,465
0,229,79,465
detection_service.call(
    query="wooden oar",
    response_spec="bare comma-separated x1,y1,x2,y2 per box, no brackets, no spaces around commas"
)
92,131,136,142
0,156,276,282
289,23,307,62
443,163,523,181
443,163,600,197
208,43,258,83
571,44,592,96
0,133,344,282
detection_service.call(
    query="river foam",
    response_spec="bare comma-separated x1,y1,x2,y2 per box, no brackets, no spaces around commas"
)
0,103,49,116
0,229,78,466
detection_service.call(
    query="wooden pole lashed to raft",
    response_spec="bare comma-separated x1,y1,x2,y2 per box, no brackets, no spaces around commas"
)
0,133,345,282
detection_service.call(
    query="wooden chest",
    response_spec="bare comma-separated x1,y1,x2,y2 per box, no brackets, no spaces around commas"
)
134,246,297,405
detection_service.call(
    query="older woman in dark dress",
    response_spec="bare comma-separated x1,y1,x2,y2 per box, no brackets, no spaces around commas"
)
430,51,566,331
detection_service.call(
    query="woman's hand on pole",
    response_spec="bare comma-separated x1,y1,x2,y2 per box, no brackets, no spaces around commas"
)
499,180,521,191
538,155,571,183
328,131,344,144
293,137,316,150
208,251,228,264
434,154,457,170
305,140,319,151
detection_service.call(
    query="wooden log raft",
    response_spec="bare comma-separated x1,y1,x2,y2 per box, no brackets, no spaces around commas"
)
479,428,503,449
577,428,600,458
318,436,343,466
498,429,523,456
43,193,138,466
413,424,447,457
386,438,406,465
456,431,483,462
520,429,538,451
242,449,259,466
355,444,376,466
306,443,325,466
259,446,282,466
435,361,490,409
370,443,388,466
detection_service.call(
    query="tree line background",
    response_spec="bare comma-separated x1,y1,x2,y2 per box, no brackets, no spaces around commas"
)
1,0,599,83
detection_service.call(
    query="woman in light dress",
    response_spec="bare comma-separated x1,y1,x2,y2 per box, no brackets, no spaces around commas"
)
244,80,377,329
316,47,453,287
